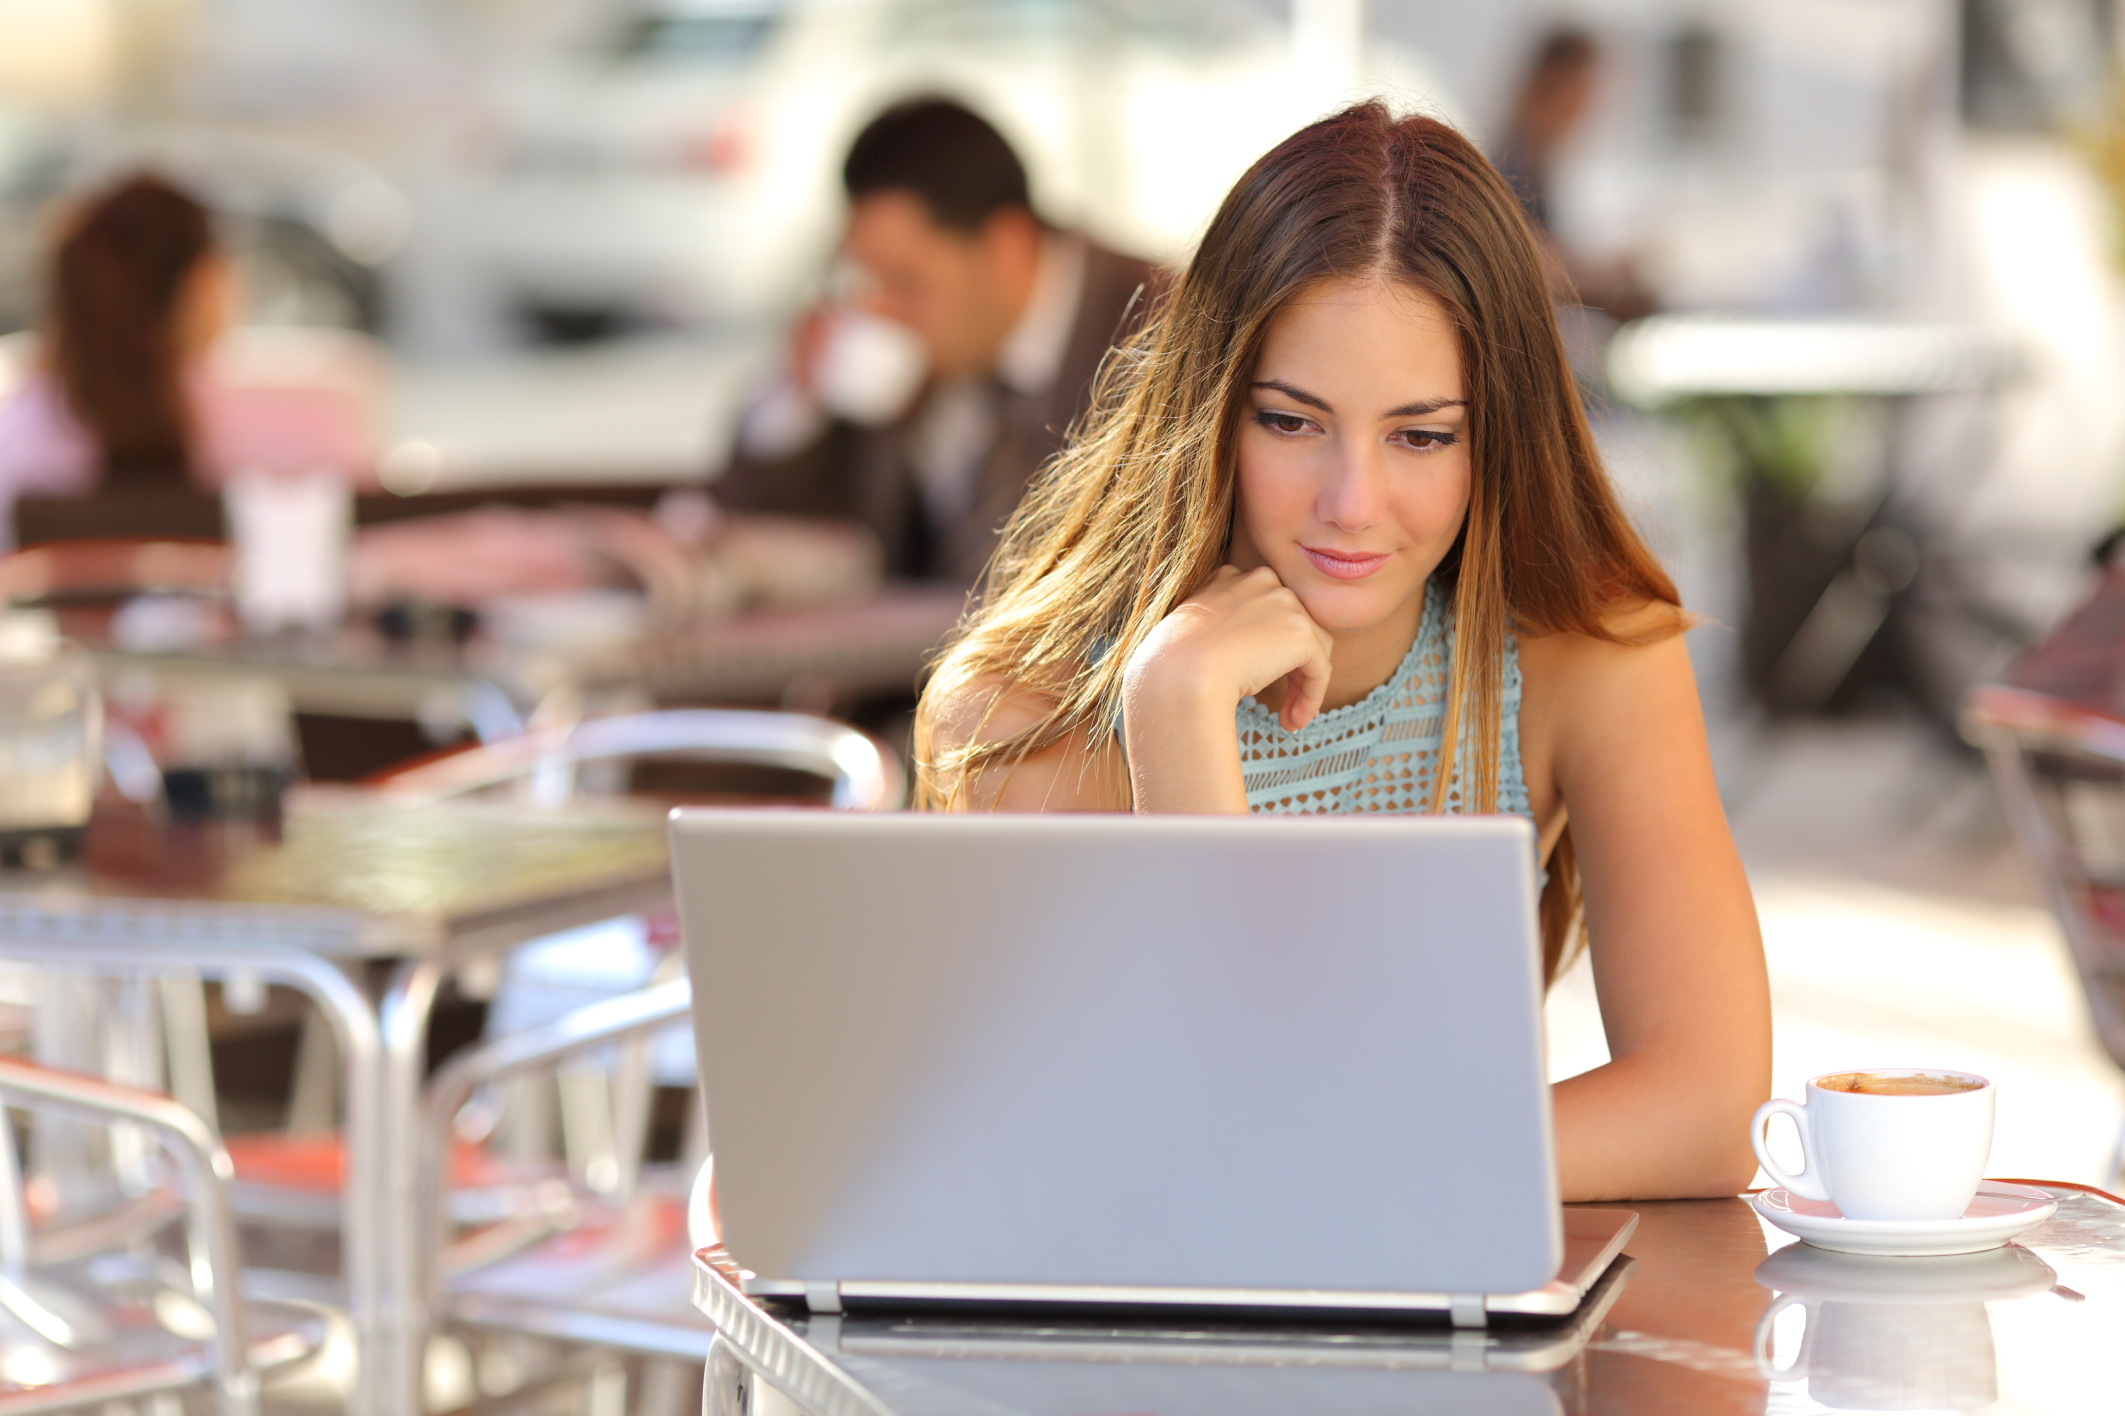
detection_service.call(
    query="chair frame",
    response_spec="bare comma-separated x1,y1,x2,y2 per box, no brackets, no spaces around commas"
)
0,1057,254,1416
375,708,904,811
416,979,696,1324
1966,682,2125,1180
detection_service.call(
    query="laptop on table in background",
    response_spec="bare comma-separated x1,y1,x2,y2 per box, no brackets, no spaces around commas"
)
670,811,1634,1329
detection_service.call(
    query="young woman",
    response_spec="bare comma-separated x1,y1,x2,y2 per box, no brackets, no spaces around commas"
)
916,103,1769,1202
0,174,373,545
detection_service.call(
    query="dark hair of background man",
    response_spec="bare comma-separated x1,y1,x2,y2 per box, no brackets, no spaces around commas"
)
841,98,1035,233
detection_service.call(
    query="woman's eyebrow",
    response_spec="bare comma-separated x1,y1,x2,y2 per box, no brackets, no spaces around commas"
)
1252,381,1466,419
1251,379,1331,412
1384,396,1467,417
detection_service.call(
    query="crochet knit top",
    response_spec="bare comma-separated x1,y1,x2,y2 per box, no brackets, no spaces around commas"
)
1237,580,1530,818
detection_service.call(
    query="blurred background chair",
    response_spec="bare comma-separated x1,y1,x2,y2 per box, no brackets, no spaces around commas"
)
1967,682,2125,1186
207,708,896,1408
415,979,703,1416
371,707,904,811
0,540,229,611
0,1055,324,1416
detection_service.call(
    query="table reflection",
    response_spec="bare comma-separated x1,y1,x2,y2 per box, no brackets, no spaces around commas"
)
1754,1243,2054,1411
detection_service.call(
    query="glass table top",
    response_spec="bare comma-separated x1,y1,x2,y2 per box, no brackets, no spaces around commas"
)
695,1184,2125,1416
0,788,672,956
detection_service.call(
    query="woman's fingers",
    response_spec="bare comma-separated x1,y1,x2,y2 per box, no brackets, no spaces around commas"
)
1278,619,1335,732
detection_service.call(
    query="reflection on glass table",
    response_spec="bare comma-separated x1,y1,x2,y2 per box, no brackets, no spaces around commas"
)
695,1184,2125,1416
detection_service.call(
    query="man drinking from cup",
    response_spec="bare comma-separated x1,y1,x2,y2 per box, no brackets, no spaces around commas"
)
713,98,1158,583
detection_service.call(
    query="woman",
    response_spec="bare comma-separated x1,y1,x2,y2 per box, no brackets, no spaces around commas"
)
917,104,1769,1202
0,174,372,545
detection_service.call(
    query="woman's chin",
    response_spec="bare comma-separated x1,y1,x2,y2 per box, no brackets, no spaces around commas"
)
1291,578,1423,637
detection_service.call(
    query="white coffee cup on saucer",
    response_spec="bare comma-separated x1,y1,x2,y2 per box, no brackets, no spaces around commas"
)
1750,1069,1994,1222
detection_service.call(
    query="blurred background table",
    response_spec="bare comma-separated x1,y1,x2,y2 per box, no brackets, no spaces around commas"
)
0,789,673,1416
694,1183,2125,1416
71,585,964,779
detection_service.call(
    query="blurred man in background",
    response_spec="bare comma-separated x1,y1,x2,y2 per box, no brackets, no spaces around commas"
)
713,97,1157,583
1496,27,1653,324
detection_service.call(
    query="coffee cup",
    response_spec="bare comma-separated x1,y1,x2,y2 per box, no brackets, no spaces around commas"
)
1750,1069,1993,1222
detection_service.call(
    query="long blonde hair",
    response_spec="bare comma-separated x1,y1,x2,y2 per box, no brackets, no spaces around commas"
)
915,103,1683,977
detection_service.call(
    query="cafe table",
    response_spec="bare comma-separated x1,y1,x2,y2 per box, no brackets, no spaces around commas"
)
0,788,673,1416
82,586,969,742
690,1181,2125,1415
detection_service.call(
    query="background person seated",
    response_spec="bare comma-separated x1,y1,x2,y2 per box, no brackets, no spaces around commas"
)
0,173,377,549
714,97,1158,584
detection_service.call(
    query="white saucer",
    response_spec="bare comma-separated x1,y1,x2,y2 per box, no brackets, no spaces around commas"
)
1749,1182,2058,1257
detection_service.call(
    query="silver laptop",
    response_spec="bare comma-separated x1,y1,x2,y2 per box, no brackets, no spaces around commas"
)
671,810,1633,1325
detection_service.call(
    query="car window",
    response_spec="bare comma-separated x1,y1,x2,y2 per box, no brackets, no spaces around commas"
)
615,10,781,63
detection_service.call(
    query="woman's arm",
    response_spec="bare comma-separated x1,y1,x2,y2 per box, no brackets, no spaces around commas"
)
1520,627,1771,1201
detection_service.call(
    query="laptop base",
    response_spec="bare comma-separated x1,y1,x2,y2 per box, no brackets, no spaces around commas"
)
742,1207,1638,1329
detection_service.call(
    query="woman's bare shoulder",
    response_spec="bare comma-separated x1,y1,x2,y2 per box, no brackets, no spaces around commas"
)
1519,599,1691,681
925,676,1121,813
927,675,1063,753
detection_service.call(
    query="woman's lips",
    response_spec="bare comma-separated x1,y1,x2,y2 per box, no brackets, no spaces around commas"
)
1301,546,1391,580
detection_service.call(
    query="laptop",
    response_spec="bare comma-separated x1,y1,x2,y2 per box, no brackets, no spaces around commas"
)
671,810,1633,1326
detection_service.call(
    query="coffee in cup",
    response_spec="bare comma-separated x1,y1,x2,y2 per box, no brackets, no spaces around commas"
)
1816,1071,1985,1097
1751,1068,1994,1222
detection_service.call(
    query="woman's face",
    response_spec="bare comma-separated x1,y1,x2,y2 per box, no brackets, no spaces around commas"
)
1229,277,1472,638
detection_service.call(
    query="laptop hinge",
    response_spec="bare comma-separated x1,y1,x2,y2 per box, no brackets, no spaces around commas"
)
1449,1294,1486,1328
803,1281,844,1314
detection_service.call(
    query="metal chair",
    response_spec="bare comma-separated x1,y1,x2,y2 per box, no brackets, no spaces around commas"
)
415,980,705,1415
242,710,895,1409
0,1056,324,1416
1966,682,2125,1184
371,707,905,811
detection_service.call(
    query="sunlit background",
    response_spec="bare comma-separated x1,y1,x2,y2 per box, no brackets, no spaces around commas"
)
5,0,2125,1188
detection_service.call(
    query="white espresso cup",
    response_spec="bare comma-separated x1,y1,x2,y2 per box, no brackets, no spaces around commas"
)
1750,1069,1994,1222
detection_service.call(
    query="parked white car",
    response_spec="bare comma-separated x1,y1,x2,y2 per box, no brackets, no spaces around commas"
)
466,0,1455,333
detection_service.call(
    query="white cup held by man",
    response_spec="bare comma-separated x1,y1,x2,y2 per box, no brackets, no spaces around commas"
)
1750,1069,1994,1222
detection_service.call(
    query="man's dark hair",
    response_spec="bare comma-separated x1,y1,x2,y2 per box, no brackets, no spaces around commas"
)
842,98,1033,233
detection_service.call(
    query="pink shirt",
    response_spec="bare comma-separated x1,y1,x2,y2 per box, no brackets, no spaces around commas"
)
0,345,375,546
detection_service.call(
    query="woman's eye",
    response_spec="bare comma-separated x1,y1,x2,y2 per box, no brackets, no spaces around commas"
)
1254,411,1313,436
1395,428,1457,451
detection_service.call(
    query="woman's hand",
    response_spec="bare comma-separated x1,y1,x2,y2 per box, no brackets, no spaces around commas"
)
1120,566,1333,813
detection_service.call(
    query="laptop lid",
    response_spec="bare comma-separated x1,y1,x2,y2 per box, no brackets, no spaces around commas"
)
672,810,1561,1305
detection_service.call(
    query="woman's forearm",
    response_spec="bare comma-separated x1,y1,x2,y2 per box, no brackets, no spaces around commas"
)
1551,1051,1763,1202
1121,682,1250,814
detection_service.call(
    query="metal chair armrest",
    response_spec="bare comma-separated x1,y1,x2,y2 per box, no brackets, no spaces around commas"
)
416,978,694,1314
0,1057,254,1413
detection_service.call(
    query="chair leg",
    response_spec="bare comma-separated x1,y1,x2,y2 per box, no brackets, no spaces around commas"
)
30,972,102,1220
161,974,219,1134
286,1005,340,1133
637,1357,695,1416
587,1359,628,1416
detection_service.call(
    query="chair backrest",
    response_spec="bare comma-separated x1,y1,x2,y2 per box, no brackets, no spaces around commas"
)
0,539,230,607
1967,684,2125,1074
374,708,905,810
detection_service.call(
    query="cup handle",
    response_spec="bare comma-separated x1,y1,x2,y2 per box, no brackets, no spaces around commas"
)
1753,1292,1810,1380
1751,1097,1830,1201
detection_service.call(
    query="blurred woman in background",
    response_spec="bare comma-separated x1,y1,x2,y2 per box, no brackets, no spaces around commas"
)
0,173,373,546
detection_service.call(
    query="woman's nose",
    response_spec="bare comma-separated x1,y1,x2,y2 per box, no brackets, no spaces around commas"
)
1318,442,1384,531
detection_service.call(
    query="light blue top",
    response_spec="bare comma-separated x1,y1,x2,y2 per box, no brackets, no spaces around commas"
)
1237,580,1530,819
